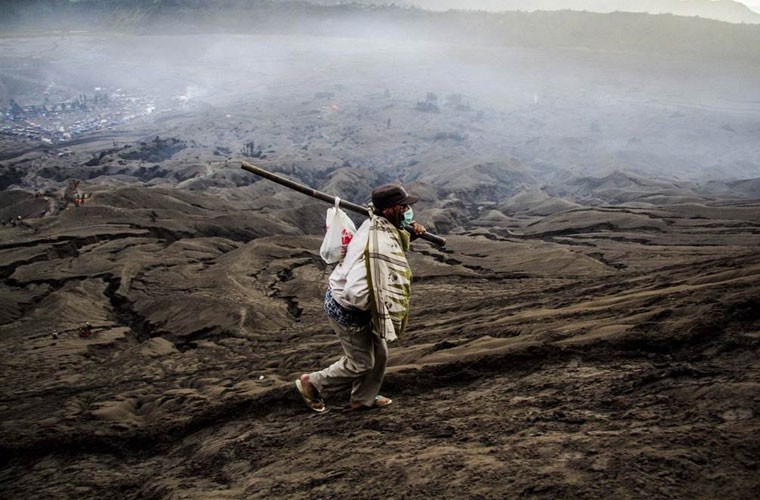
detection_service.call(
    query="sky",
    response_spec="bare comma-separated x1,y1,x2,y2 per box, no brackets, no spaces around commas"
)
312,0,760,14
744,1,760,13
363,0,760,15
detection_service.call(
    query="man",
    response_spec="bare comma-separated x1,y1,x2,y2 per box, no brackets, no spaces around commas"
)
296,183,426,412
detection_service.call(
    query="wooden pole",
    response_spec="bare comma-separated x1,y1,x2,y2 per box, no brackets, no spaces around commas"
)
240,161,446,246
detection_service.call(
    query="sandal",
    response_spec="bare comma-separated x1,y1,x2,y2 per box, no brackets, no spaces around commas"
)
295,379,326,413
349,395,393,411
374,395,393,407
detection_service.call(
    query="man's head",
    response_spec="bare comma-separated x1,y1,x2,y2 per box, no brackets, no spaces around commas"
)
371,183,418,211
371,183,418,228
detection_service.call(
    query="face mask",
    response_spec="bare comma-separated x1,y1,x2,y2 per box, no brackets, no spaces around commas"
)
402,207,414,227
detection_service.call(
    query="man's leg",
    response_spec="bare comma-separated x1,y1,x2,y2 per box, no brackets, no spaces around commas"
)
350,331,388,407
306,319,375,400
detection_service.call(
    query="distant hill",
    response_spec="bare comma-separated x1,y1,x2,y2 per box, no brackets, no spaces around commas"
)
308,0,760,24
2,1,759,61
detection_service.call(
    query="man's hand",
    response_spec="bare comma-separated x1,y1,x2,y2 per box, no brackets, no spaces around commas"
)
409,222,426,236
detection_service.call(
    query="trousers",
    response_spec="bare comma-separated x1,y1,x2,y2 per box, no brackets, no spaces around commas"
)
309,317,388,407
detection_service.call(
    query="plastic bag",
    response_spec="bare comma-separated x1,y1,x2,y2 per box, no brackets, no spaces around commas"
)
319,198,357,264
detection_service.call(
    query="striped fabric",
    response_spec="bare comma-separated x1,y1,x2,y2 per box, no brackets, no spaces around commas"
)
364,215,412,342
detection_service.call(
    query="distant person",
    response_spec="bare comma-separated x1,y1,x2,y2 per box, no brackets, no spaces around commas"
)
296,184,426,413
78,322,94,338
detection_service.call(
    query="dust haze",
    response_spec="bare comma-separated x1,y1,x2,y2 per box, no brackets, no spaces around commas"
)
2,12,759,187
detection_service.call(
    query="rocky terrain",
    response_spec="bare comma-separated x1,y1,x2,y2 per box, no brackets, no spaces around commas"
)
1,6,759,499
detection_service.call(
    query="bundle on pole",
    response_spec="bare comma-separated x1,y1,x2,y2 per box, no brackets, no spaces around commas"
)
240,161,446,246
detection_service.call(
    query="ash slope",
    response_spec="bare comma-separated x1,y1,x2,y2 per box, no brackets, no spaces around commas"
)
0,179,759,499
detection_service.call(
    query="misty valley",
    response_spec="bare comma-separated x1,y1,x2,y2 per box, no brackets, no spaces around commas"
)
1,2,759,499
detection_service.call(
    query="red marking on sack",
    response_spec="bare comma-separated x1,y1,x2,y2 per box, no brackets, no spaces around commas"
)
341,229,353,257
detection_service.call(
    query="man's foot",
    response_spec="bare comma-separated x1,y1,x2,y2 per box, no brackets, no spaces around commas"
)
349,395,393,411
295,374,326,413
